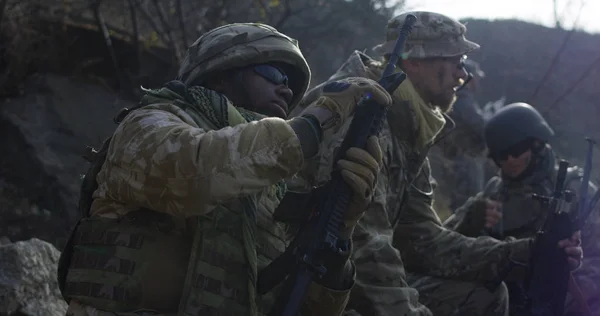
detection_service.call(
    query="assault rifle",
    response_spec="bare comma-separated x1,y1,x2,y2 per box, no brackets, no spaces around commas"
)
525,159,574,316
526,137,596,316
256,14,417,316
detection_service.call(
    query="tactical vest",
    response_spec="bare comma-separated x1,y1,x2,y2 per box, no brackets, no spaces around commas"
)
483,157,586,240
57,100,288,315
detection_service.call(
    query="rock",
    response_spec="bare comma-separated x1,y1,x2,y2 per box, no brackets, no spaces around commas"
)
0,238,67,316
0,73,135,248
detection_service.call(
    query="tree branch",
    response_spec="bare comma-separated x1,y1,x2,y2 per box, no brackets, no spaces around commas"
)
0,0,8,33
127,0,141,74
175,0,188,48
90,0,126,91
150,0,180,61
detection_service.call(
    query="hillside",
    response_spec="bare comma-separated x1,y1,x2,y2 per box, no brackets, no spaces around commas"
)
462,18,600,172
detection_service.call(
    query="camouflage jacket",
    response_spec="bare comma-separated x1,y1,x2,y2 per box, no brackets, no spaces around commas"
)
445,147,600,315
293,51,533,316
65,84,352,316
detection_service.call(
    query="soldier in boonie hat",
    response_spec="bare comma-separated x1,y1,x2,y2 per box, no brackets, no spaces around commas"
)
291,10,553,316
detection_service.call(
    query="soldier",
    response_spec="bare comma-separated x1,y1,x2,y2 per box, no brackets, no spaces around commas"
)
56,23,393,315
430,58,488,211
444,102,600,316
291,11,583,316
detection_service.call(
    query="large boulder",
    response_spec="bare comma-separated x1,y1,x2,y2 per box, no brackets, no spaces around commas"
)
0,73,135,248
0,238,67,315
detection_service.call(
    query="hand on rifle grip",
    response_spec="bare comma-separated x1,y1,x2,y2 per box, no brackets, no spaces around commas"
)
302,77,392,132
337,135,383,240
558,230,583,270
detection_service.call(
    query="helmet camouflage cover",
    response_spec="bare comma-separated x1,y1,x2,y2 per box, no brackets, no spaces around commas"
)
177,23,311,109
373,11,480,59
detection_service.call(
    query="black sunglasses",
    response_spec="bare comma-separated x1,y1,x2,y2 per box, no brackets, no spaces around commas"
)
490,139,533,162
253,64,289,87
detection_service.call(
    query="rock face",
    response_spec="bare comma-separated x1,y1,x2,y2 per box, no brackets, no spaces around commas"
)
0,238,67,315
0,73,135,248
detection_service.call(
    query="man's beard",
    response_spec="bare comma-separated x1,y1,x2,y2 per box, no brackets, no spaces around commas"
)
428,91,457,113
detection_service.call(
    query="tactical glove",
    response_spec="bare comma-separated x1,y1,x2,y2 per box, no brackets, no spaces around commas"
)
306,77,392,132
338,135,383,240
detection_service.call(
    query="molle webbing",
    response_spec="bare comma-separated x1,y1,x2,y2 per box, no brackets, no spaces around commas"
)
64,211,191,313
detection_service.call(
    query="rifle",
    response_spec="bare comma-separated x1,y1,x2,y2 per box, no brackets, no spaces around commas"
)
524,159,574,316
256,14,417,316
525,139,596,316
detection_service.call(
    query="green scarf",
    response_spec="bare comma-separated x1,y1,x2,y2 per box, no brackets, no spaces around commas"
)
140,80,265,128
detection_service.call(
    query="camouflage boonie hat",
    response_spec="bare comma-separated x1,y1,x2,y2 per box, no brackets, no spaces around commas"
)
177,23,311,109
372,11,480,59
464,59,485,78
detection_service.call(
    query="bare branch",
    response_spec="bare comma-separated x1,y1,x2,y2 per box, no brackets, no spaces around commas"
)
90,0,126,91
127,0,141,74
175,0,188,48
150,0,180,60
132,0,169,46
273,0,294,29
0,0,8,33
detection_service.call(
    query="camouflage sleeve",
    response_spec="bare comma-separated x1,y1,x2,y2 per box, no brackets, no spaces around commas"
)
98,104,304,217
299,119,432,316
393,159,534,283
442,193,483,231
347,170,433,316
443,176,502,234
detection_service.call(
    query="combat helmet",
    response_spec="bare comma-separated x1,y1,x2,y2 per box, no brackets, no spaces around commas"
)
177,23,311,110
484,102,554,155
373,11,480,59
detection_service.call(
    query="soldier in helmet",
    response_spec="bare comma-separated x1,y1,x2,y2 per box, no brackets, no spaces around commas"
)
445,102,600,315
56,23,393,315
431,58,488,211
291,11,584,316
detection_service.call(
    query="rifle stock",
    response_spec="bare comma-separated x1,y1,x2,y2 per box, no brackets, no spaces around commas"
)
257,14,417,316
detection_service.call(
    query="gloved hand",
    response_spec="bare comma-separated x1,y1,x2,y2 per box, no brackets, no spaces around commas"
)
453,196,488,237
337,135,383,240
302,77,393,132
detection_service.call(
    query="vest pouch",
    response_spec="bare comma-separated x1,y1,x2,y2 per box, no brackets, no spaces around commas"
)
63,210,192,313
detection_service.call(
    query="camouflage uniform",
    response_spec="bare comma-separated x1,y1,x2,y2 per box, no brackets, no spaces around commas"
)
57,23,361,316
430,59,487,211
445,147,600,315
291,11,536,316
